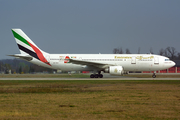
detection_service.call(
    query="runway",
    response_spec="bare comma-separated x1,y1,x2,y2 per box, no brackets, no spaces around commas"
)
0,73,180,80
0,77,180,80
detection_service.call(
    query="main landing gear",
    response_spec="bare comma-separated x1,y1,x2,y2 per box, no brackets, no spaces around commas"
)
90,71,103,78
90,74,103,78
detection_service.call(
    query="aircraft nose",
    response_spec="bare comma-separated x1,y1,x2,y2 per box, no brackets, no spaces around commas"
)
173,61,176,66
171,61,176,67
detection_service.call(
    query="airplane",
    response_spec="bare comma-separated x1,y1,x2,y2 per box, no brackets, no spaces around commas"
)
9,29,175,78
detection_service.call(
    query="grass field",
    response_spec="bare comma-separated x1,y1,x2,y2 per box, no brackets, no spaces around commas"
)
0,80,179,120
0,74,90,78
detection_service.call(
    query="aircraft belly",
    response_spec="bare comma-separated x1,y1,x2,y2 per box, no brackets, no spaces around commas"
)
56,63,93,71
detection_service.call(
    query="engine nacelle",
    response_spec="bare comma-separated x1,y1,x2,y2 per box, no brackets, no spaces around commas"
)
104,66,124,75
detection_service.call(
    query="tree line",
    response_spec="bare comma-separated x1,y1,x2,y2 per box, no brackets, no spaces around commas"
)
0,59,54,74
113,46,180,60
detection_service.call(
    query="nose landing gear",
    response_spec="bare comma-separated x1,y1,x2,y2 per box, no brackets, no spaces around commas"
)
152,73,156,78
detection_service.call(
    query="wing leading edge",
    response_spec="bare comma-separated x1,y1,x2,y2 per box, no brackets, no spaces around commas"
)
66,57,112,69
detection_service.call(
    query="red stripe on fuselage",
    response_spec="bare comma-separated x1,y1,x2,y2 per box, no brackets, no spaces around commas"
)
27,41,51,66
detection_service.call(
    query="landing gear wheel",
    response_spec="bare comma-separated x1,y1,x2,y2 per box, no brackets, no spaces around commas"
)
90,73,103,78
95,74,99,78
90,74,95,78
152,74,156,78
99,74,103,78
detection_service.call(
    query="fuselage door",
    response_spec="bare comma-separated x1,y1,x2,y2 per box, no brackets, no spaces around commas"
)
131,57,136,64
154,57,159,64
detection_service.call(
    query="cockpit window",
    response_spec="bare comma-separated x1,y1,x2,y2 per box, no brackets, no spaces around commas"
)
165,59,170,61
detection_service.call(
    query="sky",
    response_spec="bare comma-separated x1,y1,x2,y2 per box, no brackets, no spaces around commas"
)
0,0,180,59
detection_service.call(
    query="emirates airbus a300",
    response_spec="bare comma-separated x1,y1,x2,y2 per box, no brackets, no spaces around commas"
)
9,29,175,78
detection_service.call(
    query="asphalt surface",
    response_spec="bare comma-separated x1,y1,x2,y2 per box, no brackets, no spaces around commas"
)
0,77,180,80
0,73,180,80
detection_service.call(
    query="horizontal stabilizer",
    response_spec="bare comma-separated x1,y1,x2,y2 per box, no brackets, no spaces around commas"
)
8,54,33,61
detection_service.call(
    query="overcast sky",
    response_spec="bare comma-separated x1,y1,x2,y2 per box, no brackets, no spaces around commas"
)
0,0,180,59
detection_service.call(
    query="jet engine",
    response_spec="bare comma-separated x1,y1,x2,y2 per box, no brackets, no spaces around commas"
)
104,66,124,75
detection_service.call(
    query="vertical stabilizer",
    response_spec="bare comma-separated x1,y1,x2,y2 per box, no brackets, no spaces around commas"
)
11,29,51,66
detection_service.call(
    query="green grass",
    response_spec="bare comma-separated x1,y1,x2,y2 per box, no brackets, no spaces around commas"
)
0,73,90,78
0,80,180,120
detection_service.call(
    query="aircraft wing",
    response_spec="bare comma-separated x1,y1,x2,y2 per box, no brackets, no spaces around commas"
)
8,54,33,61
68,58,112,69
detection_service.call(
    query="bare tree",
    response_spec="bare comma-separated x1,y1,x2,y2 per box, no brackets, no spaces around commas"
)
125,48,131,54
113,48,119,54
165,47,177,60
177,53,180,60
113,47,123,54
159,48,165,56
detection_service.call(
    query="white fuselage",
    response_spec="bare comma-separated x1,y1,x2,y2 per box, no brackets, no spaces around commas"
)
30,54,175,72
10,29,176,78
